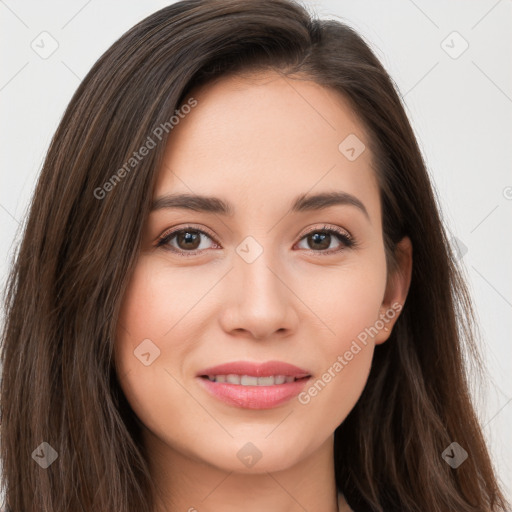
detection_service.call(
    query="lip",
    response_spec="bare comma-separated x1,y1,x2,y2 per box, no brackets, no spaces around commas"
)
196,360,312,410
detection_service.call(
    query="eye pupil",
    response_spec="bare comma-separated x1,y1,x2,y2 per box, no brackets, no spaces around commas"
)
309,232,330,250
178,231,200,250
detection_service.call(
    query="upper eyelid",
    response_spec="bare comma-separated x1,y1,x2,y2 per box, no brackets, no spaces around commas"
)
159,224,216,241
297,224,351,239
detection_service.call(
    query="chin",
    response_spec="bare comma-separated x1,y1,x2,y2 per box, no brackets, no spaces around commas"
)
187,434,316,474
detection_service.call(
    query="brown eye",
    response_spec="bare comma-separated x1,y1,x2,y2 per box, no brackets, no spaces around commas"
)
176,230,201,250
306,232,331,250
156,224,355,258
296,226,355,254
157,227,218,255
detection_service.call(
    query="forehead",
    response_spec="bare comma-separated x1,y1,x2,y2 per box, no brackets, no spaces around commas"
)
155,70,380,224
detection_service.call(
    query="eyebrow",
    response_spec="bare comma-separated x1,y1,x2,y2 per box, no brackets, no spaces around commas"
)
151,191,370,221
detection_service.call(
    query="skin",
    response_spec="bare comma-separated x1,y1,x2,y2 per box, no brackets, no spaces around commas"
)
115,70,412,512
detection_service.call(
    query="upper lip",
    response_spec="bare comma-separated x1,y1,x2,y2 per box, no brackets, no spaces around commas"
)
197,360,311,378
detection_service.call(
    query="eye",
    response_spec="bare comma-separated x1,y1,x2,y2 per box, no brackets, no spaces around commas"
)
156,224,356,257
156,226,219,256
295,225,355,255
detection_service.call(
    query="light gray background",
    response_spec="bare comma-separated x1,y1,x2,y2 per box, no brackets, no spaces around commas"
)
1,0,511,501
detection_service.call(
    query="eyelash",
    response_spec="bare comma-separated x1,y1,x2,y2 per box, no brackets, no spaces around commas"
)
156,224,356,258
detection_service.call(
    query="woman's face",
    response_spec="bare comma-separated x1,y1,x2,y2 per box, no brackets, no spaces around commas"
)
115,70,411,474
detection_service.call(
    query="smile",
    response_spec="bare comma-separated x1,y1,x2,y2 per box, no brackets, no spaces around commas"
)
202,374,304,385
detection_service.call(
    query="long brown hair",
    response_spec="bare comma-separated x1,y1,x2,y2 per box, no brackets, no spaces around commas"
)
1,1,508,511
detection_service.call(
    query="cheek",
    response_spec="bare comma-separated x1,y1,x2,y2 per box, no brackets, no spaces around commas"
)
116,254,219,344
286,247,388,424
114,258,201,447
114,255,222,432
114,257,190,381
116,256,180,340
298,248,388,348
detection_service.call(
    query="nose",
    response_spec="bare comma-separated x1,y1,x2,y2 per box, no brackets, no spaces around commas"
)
218,250,299,340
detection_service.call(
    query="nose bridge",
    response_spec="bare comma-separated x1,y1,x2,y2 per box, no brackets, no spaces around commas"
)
240,249,281,299
237,238,285,307
221,235,296,338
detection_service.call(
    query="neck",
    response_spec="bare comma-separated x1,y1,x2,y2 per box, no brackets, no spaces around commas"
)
144,430,347,512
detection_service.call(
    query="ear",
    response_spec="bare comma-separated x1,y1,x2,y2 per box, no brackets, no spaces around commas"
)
374,236,412,345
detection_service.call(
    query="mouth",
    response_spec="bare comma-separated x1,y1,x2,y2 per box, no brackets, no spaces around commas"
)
200,374,309,385
195,361,312,409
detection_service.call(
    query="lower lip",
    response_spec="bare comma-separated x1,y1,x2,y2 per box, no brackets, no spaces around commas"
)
197,377,311,409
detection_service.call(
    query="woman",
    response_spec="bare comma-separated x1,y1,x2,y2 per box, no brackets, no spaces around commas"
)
1,0,508,511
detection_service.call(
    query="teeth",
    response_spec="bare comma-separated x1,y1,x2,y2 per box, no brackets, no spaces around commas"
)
240,375,258,386
258,376,276,386
206,374,301,386
226,374,240,384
